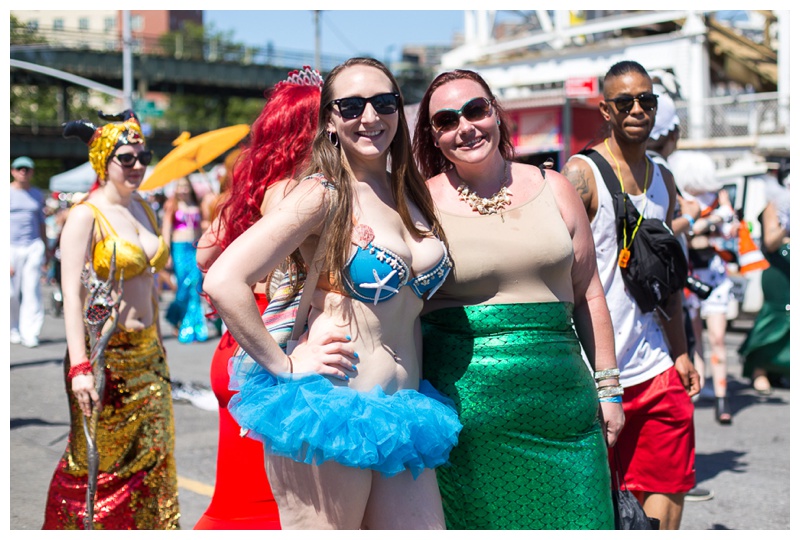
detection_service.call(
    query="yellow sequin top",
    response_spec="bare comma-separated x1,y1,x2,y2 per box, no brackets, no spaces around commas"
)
78,200,169,280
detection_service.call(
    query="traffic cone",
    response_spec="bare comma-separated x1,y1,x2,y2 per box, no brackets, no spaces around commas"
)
738,221,770,274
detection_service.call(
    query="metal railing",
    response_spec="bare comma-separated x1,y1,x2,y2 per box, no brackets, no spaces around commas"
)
11,26,351,71
673,92,789,165
676,92,786,139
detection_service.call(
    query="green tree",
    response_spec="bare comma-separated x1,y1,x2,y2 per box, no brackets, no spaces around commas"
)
10,14,47,45
155,22,265,130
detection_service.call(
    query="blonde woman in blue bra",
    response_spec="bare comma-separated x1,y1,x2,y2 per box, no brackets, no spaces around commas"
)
43,111,180,529
204,58,461,529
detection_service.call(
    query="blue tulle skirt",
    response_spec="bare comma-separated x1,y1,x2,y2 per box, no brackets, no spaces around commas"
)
227,353,462,479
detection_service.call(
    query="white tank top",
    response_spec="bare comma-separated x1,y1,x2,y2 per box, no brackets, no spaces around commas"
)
572,153,675,387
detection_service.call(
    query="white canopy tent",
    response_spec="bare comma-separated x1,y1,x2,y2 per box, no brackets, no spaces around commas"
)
49,162,97,193
48,162,164,194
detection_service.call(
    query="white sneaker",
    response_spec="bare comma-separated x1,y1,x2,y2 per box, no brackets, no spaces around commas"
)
10,331,21,344
21,338,39,348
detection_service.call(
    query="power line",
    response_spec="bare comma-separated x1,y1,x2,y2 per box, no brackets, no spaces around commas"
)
320,12,362,56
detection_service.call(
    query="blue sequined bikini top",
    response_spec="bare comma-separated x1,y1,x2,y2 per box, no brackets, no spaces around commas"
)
341,223,452,305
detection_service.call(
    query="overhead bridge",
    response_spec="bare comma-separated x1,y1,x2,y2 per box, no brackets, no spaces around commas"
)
10,45,433,164
10,45,295,99
10,45,314,162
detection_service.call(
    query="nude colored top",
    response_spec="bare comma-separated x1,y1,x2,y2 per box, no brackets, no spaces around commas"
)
427,179,574,310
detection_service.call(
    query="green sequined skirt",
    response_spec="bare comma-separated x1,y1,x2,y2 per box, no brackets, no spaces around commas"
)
422,302,613,530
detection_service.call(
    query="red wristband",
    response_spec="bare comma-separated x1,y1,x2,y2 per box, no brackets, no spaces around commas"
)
68,361,93,381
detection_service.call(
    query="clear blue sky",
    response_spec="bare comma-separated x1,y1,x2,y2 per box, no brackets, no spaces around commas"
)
204,10,465,63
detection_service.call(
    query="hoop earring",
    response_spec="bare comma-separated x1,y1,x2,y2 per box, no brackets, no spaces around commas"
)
327,131,339,148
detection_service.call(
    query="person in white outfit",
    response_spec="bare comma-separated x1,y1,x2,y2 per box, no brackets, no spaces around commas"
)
10,156,49,348
562,60,701,530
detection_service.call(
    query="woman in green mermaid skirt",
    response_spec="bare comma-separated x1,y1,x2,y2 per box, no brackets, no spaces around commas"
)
412,70,624,529
739,199,790,394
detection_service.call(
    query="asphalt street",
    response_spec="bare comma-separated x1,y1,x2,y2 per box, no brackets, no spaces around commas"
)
7,284,791,530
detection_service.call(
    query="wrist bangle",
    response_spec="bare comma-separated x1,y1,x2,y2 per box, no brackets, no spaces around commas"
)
597,385,624,399
594,368,620,382
681,214,696,228
68,361,93,381
599,395,623,403
286,355,294,374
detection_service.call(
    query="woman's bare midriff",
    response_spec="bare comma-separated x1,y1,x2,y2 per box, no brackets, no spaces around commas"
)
104,274,158,330
308,286,423,394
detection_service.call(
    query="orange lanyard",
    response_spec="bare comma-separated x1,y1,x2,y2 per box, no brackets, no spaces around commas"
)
604,138,650,268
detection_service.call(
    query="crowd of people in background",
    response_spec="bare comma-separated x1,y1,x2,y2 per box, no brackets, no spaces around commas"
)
11,56,788,531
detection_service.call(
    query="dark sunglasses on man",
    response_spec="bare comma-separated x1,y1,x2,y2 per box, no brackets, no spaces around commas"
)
329,93,400,119
605,92,659,115
112,150,153,168
430,97,494,133
14,167,31,173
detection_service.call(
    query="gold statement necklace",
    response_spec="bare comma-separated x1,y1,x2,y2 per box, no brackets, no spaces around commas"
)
456,160,512,219
604,138,649,269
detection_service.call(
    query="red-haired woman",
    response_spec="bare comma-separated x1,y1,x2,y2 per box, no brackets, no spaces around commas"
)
412,69,621,529
193,67,323,530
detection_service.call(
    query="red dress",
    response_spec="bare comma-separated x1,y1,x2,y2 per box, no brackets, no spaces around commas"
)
194,293,281,529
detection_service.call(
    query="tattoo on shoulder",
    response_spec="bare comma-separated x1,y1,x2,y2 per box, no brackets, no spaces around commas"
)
563,164,591,200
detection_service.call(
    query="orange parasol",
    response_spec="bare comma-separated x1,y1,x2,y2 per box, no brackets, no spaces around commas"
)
139,124,250,191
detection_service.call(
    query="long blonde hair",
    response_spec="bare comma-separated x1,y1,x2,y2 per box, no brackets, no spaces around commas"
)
302,57,446,288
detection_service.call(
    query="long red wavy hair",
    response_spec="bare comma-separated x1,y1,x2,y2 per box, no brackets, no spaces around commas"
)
213,82,321,252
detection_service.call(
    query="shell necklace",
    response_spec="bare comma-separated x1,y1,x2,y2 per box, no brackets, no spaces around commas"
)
456,160,512,219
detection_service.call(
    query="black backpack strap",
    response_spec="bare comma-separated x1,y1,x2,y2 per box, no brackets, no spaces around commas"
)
538,157,554,178
581,149,621,197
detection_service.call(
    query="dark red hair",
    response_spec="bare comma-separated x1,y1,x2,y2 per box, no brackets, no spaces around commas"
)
413,69,515,180
213,82,321,252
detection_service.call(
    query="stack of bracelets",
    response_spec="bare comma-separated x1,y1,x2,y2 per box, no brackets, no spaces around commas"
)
594,368,623,403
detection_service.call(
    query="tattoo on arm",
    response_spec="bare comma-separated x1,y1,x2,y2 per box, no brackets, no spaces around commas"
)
562,164,592,208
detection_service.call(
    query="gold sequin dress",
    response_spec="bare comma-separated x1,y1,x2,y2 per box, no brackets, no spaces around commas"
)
43,324,181,529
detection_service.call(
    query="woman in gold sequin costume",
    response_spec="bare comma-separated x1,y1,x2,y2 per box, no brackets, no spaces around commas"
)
42,111,180,530
412,70,624,529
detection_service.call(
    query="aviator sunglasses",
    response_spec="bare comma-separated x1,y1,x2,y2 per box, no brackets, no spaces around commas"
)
112,150,153,168
605,92,659,114
328,92,400,119
430,97,494,133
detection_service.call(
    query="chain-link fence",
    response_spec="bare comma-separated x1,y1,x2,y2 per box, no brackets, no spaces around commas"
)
677,93,786,138
674,92,788,168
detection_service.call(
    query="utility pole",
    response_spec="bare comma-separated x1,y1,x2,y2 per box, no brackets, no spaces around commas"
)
122,10,133,110
314,10,321,73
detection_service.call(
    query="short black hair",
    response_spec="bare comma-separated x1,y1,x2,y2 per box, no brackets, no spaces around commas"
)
603,60,651,97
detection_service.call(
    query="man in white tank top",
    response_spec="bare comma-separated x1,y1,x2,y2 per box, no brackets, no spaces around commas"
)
563,61,701,530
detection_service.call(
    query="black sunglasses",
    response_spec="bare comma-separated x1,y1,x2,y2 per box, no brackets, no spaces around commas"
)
606,92,659,114
329,93,400,119
14,167,31,173
430,97,494,133
113,150,153,168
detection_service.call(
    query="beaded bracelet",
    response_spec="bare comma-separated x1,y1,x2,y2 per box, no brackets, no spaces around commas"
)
597,385,624,399
599,395,623,403
68,361,93,381
594,368,620,382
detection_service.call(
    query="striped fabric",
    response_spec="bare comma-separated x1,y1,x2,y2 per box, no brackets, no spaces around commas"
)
229,270,303,383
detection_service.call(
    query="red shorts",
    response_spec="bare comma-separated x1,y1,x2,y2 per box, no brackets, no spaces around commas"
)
610,367,696,494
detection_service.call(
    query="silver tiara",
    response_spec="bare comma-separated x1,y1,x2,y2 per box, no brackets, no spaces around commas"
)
277,65,324,89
